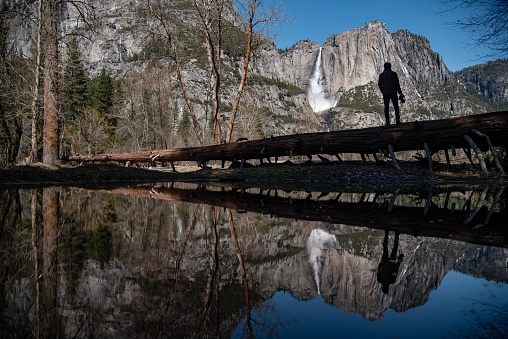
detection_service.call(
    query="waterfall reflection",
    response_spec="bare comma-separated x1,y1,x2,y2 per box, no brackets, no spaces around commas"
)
307,229,337,295
0,184,506,338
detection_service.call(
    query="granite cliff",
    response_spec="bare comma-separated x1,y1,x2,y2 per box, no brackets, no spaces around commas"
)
261,21,504,128
455,59,508,107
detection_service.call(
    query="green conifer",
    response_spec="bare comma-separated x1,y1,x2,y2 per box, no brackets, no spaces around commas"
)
88,68,113,115
61,38,88,121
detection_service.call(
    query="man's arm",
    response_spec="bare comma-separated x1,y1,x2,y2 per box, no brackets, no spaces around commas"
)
395,73,402,95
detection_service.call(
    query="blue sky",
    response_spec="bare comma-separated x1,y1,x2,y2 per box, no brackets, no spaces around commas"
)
272,0,495,72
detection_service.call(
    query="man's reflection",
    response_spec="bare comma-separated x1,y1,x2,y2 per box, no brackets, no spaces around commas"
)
377,231,404,294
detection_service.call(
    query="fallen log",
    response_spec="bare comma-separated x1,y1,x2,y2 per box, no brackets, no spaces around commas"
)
62,111,508,171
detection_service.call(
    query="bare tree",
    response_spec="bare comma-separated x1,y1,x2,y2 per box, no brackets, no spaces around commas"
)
445,0,508,58
226,0,289,143
29,0,43,163
146,0,206,145
30,0,98,164
194,0,225,144
0,5,32,165
141,0,289,146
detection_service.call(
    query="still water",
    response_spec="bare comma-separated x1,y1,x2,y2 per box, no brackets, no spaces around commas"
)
0,183,507,338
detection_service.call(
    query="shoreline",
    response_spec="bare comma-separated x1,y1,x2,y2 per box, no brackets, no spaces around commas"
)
1,161,506,192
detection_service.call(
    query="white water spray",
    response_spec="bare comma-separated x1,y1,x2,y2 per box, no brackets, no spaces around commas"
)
308,47,337,113
306,229,337,295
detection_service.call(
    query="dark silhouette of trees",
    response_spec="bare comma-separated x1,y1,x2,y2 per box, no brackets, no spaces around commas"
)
0,17,26,165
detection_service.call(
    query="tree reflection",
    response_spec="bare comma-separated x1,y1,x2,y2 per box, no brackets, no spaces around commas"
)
199,206,221,335
451,301,508,339
0,189,29,336
228,208,253,337
41,188,60,338
227,208,286,339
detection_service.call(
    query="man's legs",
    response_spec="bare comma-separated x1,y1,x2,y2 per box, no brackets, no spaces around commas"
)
383,95,391,125
391,95,400,124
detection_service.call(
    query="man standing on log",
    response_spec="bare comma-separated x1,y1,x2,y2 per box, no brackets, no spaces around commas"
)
378,62,405,125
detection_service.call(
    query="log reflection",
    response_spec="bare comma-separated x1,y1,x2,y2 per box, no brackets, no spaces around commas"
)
101,183,508,248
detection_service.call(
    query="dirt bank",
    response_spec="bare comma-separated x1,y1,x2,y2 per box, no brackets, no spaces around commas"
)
0,160,506,192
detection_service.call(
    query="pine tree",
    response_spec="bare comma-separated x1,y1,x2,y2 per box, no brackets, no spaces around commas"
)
61,38,88,121
87,68,115,143
88,68,113,115
177,108,191,146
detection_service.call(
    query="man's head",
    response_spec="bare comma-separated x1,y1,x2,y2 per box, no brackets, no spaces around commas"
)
384,62,392,70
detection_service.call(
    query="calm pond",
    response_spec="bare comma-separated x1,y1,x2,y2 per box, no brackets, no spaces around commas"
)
1,183,507,338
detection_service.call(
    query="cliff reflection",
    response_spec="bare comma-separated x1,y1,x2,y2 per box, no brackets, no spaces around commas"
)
0,183,507,337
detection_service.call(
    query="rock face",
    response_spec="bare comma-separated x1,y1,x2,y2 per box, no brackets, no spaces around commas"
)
322,21,398,93
60,0,141,75
256,40,320,90
455,59,508,107
249,20,504,128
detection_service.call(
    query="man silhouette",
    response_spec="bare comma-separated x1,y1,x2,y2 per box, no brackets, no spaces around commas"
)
378,62,404,125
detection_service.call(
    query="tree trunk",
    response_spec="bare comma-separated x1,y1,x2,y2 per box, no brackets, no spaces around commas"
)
148,3,204,145
29,0,43,163
226,0,256,144
42,0,60,165
196,0,224,144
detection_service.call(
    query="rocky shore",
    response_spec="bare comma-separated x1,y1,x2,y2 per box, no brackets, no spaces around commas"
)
1,160,505,191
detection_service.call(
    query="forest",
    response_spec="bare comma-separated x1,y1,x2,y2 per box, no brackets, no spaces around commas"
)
0,0,293,166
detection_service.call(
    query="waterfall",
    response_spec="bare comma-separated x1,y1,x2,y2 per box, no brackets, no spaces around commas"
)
308,47,337,113
307,229,337,295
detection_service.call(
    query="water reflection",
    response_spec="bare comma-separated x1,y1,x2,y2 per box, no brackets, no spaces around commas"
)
0,183,507,338
307,229,337,295
376,231,403,294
